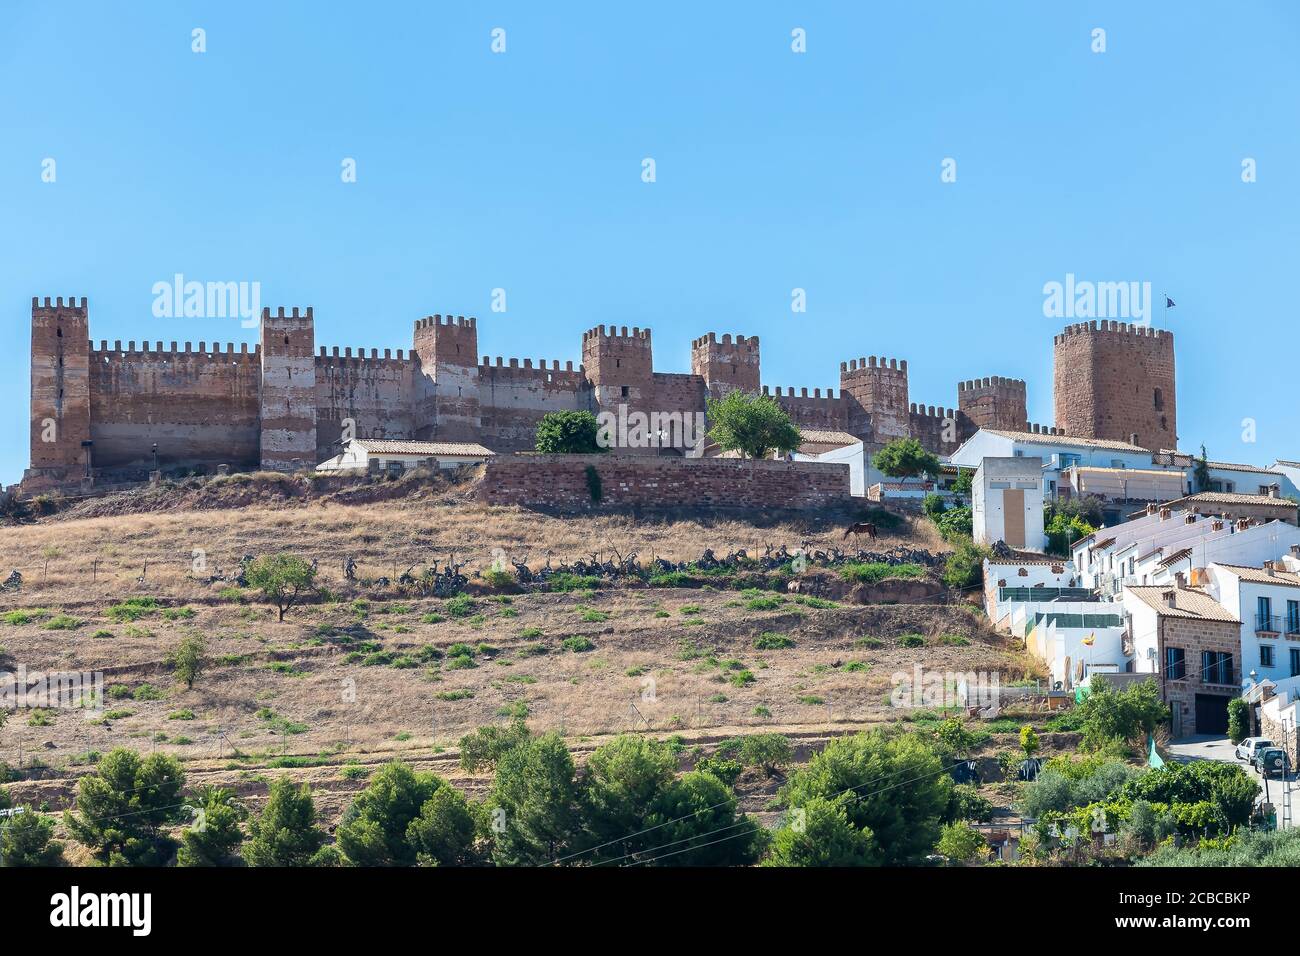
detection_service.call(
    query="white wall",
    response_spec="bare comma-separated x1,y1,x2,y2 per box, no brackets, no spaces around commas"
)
794,441,878,497
974,456,1046,550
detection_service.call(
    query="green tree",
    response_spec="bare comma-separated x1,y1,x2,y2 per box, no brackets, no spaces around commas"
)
165,633,207,690
244,776,327,866
936,718,979,759
1020,725,1040,759
936,506,973,541
579,735,678,859
764,796,880,867
704,391,801,460
336,761,440,866
943,537,988,589
1193,445,1211,493
245,553,317,622
535,410,604,454
65,748,185,866
872,438,941,479
407,785,482,866
458,719,532,773
735,734,793,775
1227,698,1249,745
177,786,246,867
951,468,974,496
922,492,948,520
640,770,765,867
1045,512,1097,557
490,731,581,866
778,730,953,866
1077,677,1169,751
936,821,987,864
0,808,64,867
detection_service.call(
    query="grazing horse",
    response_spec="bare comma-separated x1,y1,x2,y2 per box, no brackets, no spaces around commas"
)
842,521,878,542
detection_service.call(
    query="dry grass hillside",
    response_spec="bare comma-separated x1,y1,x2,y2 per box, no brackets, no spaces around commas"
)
0,471,1041,826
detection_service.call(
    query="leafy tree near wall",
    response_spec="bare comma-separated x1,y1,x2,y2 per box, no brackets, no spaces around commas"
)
1193,445,1211,493
1226,698,1249,746
951,468,974,496
936,821,988,864
704,391,801,460
872,438,941,479
535,411,604,454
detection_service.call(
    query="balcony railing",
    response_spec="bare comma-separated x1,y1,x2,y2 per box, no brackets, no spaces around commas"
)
1258,613,1283,634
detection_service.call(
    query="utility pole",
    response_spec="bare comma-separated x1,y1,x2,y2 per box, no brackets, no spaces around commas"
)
1284,718,1294,830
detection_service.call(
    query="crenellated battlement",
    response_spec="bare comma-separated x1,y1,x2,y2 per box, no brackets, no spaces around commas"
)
415,313,476,331
30,289,1181,485
1054,319,1168,344
958,375,1025,392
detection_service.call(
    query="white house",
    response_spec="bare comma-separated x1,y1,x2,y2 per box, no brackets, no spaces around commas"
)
792,432,881,497
950,429,1173,501
1204,562,1300,682
973,456,1046,551
1202,460,1300,499
316,439,495,475
982,556,1083,627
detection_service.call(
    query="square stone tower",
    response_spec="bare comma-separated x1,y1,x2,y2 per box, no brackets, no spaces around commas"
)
691,332,760,400
259,307,317,471
28,296,92,480
413,314,481,442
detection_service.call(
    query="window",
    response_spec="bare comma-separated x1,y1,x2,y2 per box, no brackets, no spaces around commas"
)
1201,650,1234,686
1164,647,1186,680
620,386,629,398
1154,388,1164,410
1261,645,1275,668
1059,453,1081,469
1290,648,1300,678
1259,596,1276,633
1289,600,1300,636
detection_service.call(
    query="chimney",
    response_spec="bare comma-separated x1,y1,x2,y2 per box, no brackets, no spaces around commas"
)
1290,545,1300,558
1264,561,1276,576
1268,485,1280,499
1130,433,1140,446
1163,590,1177,609
1237,518,1251,532
1146,503,1157,516
1174,571,1187,588
1159,507,1172,520
1184,514,1196,525
1212,519,1224,532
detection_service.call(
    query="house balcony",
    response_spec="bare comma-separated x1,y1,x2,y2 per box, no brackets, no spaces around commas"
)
1257,613,1283,636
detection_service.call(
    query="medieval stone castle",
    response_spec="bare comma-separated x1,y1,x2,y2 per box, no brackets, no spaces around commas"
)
23,295,1177,488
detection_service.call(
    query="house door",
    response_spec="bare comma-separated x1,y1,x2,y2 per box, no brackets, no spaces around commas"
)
1003,489,1025,548
1194,694,1230,736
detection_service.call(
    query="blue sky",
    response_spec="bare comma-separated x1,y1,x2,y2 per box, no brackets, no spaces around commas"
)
1,1,1297,485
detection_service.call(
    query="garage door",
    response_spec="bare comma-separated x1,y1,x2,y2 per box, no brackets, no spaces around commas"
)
1195,694,1230,736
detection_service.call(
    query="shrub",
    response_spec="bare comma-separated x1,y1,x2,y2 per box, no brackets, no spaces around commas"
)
922,493,948,520
561,636,595,653
753,632,795,650
839,562,925,585
106,598,159,623
899,634,925,648
444,595,475,618
42,614,82,631
165,633,207,689
745,595,784,611
943,537,988,589
935,507,973,541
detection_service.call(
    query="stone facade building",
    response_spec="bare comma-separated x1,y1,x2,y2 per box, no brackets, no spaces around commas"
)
22,296,1176,489
1053,320,1177,452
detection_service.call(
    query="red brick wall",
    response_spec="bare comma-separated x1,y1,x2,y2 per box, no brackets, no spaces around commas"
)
478,454,851,510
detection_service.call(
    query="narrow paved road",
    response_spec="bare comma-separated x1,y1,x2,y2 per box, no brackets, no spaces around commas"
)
1168,734,1298,826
